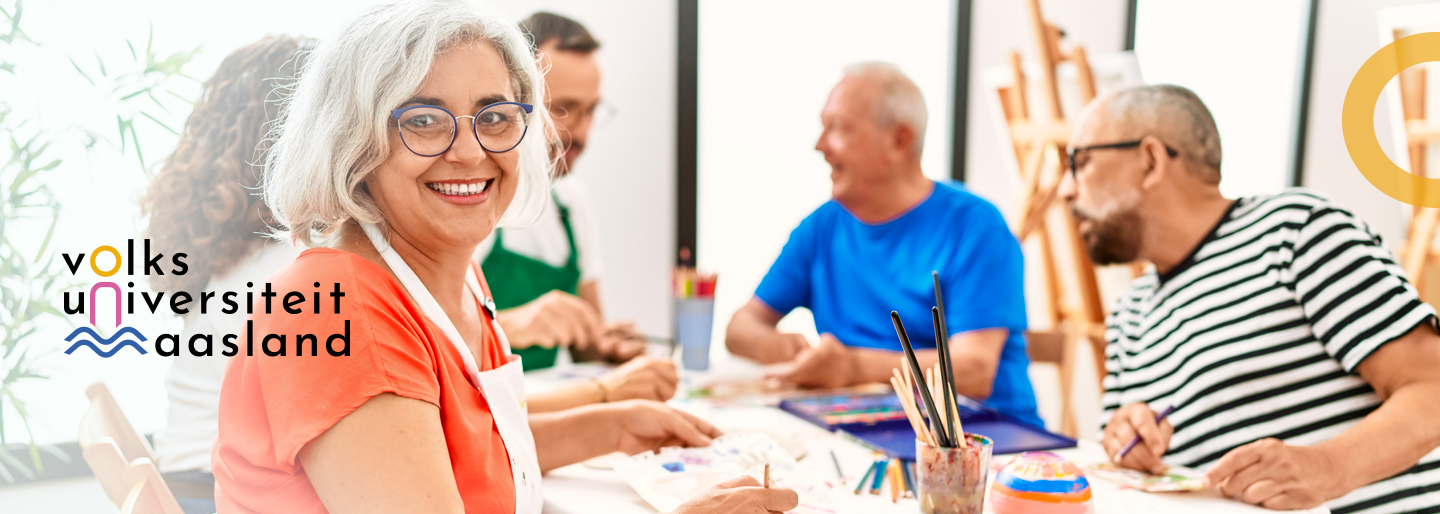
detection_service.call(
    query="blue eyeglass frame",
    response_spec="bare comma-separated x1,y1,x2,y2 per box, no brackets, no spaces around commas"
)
389,101,534,157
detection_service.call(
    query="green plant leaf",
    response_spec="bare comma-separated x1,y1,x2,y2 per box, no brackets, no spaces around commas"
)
118,87,149,101
166,89,195,105
115,115,127,152
66,56,94,86
130,122,146,175
30,209,56,263
139,111,176,135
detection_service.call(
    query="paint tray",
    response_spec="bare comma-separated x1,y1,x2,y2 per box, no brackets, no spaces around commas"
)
778,392,1075,459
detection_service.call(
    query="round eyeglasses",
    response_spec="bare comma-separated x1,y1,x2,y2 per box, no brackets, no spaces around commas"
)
390,102,534,157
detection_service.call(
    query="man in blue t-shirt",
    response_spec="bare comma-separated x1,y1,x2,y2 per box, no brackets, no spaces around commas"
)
724,62,1041,426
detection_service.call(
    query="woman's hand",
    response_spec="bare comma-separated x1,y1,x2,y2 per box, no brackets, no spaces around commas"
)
596,322,649,362
601,357,679,402
610,400,721,455
674,476,800,514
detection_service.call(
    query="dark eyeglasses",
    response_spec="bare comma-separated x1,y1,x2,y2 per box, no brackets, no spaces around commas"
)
390,102,534,157
1067,140,1179,178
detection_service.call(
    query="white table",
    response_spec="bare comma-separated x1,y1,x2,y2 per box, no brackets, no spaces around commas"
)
529,358,1328,514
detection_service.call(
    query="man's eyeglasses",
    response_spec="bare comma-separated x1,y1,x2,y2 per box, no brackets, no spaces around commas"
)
390,102,534,157
550,100,618,131
1067,140,1179,178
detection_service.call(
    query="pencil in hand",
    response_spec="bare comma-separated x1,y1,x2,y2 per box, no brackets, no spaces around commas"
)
1116,404,1177,461
763,463,771,488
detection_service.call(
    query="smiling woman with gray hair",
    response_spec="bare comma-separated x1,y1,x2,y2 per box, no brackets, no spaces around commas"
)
211,2,797,513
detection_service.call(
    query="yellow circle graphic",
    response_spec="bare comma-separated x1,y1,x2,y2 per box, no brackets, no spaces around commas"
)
90,245,121,277
1344,32,1440,207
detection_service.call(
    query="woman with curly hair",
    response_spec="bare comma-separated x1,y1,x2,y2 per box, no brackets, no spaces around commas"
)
140,35,314,514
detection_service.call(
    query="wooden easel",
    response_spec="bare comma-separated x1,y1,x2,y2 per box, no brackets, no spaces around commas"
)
1395,30,1440,304
994,0,1108,437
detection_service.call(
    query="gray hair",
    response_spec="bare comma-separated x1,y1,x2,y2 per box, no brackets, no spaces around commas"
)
263,0,552,247
842,62,927,156
1105,84,1221,180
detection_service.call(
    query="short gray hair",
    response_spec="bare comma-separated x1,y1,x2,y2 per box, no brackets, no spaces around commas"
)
1105,84,1221,180
264,0,552,247
842,62,927,156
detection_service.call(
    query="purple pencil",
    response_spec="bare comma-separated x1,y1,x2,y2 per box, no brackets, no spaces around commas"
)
1116,404,1176,460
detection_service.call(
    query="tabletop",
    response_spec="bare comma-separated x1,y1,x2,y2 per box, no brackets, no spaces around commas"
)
528,356,1329,514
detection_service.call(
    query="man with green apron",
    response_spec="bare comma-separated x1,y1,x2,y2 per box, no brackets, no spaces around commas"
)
481,191,590,370
478,15,676,413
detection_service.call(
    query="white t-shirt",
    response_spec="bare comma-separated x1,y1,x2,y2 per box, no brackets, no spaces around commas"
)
475,176,603,282
152,242,303,473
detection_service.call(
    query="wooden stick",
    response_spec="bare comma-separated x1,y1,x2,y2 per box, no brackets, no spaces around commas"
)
764,463,770,488
903,362,941,447
892,367,934,447
891,376,935,447
925,366,948,438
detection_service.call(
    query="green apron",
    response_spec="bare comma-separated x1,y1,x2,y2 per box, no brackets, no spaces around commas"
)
480,193,582,371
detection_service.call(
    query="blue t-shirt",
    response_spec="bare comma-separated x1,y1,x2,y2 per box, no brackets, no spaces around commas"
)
754,181,1041,426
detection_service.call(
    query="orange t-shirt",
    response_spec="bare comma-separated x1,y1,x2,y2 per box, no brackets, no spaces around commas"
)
212,248,515,514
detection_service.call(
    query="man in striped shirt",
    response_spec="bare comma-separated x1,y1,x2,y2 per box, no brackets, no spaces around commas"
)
1058,84,1440,513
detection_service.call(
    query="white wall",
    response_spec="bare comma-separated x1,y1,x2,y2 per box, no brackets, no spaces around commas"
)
1134,0,1311,199
694,0,957,350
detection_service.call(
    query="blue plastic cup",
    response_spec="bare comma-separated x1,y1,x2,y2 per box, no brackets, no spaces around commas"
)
674,298,715,371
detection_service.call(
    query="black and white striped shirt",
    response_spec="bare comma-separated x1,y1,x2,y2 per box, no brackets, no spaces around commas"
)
1101,190,1440,514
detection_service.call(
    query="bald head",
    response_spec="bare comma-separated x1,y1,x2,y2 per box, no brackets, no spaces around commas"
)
841,62,927,156
1084,85,1222,183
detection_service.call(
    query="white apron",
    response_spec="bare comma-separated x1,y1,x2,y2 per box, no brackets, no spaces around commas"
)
362,223,543,514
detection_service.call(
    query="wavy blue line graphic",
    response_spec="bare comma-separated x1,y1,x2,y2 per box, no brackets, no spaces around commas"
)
63,326,149,357
64,339,149,357
64,326,148,345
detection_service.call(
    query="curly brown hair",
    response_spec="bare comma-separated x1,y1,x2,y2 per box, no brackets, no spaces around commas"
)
140,36,314,294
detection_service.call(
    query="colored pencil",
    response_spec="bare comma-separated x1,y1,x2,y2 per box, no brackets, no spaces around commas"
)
830,449,845,480
763,463,770,488
881,457,892,501
853,459,877,495
901,459,916,498
871,458,888,494
890,311,952,447
1116,404,1177,459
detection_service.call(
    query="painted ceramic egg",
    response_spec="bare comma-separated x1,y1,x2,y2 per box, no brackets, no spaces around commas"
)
989,451,1092,514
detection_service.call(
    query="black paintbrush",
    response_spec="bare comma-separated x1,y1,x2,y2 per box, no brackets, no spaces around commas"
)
932,272,960,444
931,306,958,445
890,311,951,447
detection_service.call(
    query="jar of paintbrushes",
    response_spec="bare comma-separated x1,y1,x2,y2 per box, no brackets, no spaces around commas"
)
887,272,993,513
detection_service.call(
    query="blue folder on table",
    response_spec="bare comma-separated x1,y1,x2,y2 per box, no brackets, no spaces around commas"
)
777,392,1075,461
